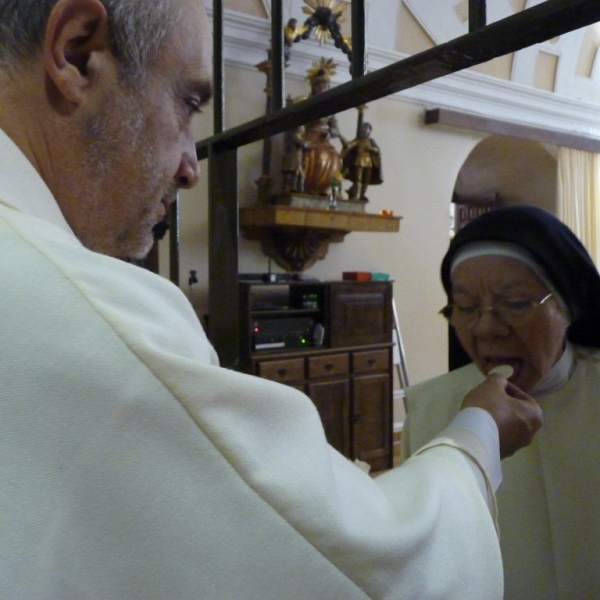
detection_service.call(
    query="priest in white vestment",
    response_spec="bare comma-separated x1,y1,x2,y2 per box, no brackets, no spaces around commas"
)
0,1,543,598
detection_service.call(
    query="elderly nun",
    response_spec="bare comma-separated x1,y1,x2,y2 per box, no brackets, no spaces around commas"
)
402,205,600,600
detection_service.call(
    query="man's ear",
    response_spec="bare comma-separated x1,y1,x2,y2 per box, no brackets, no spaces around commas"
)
43,0,112,105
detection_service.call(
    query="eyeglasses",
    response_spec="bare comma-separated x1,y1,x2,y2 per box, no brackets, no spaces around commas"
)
439,292,554,329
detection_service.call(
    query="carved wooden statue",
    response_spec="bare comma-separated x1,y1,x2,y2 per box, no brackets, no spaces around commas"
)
281,123,309,194
302,59,346,196
341,122,382,202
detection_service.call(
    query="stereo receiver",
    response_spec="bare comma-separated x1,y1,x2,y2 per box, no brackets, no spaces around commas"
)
252,317,315,350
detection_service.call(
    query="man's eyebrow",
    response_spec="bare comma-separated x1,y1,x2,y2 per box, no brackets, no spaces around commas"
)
190,79,213,105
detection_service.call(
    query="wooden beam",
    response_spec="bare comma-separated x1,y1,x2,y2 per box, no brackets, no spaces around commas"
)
425,108,600,152
197,0,600,159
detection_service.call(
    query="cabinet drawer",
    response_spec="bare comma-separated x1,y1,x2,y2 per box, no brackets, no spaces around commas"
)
257,358,305,383
353,349,389,374
308,353,349,379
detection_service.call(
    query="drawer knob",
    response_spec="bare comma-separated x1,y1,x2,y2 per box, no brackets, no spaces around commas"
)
367,359,376,366
324,363,334,372
277,368,288,377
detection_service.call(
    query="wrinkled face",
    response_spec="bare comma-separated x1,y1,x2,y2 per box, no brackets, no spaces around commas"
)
450,255,570,392
76,0,212,259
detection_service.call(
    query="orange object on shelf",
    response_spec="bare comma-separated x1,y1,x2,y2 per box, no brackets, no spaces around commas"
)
342,272,372,281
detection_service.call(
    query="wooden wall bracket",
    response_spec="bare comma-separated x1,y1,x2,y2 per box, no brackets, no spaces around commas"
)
240,205,401,271
259,227,340,271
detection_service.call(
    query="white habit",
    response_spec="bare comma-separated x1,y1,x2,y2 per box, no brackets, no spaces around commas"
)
403,347,600,599
1,128,503,600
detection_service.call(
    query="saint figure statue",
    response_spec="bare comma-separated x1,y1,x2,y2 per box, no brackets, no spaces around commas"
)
299,59,346,196
341,122,383,202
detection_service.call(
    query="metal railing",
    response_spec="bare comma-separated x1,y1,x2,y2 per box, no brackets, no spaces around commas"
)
193,0,600,368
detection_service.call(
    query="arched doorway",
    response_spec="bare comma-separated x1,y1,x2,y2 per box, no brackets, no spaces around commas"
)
451,136,558,234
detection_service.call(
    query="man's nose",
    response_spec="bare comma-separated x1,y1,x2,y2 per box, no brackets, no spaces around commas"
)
177,151,200,189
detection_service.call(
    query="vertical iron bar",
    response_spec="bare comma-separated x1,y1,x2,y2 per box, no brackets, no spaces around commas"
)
469,0,487,31
168,198,180,285
351,0,367,136
208,145,239,369
351,0,366,79
208,1,239,369
271,0,285,112
213,0,225,133
261,94,273,175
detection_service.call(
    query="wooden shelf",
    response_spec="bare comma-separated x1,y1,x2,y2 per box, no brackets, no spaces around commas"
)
239,205,401,271
240,205,401,235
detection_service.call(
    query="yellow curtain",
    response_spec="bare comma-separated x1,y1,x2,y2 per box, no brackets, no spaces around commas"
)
557,147,600,266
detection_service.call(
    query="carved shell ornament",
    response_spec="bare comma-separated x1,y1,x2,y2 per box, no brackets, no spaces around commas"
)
261,228,330,272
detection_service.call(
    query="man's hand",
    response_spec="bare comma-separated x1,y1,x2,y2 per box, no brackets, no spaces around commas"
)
461,374,543,459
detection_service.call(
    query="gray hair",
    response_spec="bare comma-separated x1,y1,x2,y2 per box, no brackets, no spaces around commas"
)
0,0,179,83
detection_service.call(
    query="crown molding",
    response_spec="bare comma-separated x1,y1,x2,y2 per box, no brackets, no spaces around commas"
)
213,8,600,140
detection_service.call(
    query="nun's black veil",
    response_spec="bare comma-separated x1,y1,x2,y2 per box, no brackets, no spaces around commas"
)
441,205,600,353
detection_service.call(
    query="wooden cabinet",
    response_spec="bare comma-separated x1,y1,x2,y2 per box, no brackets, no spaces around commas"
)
328,283,392,347
240,280,393,471
352,370,391,470
308,378,351,458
